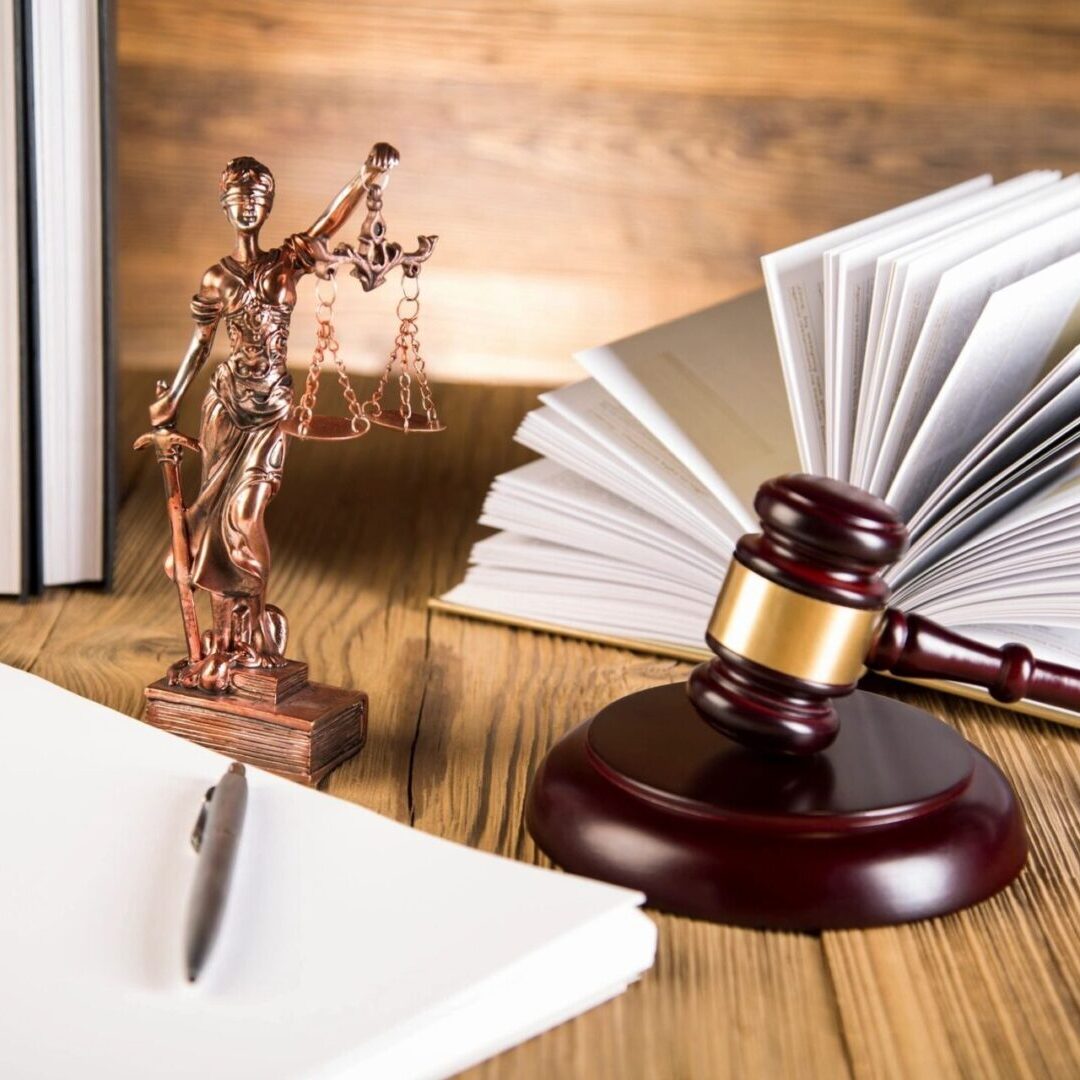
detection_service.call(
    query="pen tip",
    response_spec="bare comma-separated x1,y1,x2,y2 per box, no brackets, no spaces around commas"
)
187,967,198,983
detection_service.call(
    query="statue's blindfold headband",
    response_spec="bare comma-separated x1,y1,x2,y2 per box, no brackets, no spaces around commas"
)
220,186,273,206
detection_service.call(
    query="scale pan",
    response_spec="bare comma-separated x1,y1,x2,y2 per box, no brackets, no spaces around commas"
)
280,414,368,441
370,410,446,433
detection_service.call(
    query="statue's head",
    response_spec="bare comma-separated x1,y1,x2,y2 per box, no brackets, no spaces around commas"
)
219,156,274,234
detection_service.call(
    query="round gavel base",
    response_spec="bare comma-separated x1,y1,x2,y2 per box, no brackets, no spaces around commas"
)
526,685,1027,930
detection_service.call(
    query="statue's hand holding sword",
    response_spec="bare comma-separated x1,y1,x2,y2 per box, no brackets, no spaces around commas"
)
135,379,203,666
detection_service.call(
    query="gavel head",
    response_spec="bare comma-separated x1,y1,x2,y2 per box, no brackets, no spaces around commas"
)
688,474,908,755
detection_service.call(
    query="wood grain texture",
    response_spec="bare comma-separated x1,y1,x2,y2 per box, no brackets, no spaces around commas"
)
3,382,1077,1076
825,683,1080,1080
115,1,1080,383
413,615,851,1078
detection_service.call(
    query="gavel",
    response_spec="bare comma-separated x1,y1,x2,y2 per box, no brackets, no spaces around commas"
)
689,473,1080,755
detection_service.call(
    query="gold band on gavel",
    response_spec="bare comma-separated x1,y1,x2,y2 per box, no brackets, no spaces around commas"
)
707,560,884,686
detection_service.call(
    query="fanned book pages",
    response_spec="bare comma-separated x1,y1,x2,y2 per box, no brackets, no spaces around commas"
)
438,173,1080,728
0,665,656,1080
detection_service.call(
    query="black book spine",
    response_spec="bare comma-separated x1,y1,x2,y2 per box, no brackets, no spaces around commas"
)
14,0,40,598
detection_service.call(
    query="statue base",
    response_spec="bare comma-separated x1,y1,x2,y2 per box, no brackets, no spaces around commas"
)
526,684,1027,930
144,660,367,786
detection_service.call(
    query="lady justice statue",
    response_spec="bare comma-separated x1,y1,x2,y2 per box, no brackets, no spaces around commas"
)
136,142,439,784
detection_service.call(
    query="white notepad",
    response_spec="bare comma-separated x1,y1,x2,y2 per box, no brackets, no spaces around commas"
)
0,665,656,1079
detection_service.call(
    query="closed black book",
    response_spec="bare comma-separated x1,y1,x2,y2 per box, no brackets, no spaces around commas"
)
12,0,115,594
0,0,34,596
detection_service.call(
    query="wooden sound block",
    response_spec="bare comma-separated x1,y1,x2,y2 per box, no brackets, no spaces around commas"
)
526,685,1027,930
144,665,367,786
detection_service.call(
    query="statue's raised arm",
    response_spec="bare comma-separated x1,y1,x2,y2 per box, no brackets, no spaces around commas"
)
306,142,400,242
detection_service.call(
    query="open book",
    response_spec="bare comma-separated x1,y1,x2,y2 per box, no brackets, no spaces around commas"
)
438,172,1080,728
0,664,655,1079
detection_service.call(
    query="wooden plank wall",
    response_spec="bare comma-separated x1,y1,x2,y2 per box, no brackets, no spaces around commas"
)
117,1,1080,385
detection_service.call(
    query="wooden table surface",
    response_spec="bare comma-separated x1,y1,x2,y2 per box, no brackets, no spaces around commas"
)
4,380,1079,1079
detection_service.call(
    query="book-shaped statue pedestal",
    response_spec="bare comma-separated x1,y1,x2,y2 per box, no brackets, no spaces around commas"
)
524,474,1072,929
145,662,366,787
527,684,1024,928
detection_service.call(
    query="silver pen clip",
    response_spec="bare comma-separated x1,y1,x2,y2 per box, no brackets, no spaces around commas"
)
190,786,216,852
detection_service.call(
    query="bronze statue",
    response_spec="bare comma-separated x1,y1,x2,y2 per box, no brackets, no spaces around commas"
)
136,143,439,784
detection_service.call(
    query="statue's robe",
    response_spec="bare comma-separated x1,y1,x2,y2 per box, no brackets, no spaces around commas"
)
182,235,316,598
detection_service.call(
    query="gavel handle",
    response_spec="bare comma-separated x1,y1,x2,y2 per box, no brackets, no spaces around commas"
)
867,609,1080,713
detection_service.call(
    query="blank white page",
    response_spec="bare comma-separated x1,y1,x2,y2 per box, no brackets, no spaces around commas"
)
0,666,655,1080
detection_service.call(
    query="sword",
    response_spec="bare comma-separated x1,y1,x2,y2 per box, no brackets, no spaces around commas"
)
134,389,202,663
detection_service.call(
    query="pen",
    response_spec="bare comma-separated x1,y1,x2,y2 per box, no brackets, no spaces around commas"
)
185,761,248,982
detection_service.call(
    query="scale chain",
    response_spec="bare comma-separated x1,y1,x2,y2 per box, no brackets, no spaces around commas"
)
295,285,331,437
394,276,438,429
291,265,441,437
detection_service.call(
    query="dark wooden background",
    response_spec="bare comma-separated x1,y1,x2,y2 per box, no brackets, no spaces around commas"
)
117,1,1080,384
